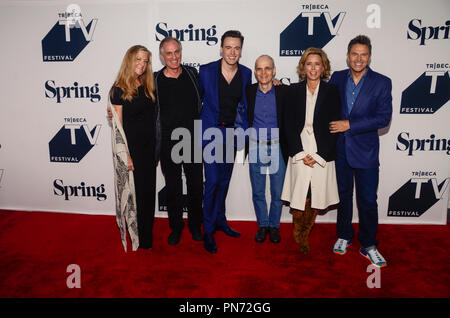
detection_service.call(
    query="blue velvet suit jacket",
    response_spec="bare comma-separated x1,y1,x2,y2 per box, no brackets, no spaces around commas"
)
199,59,252,147
329,68,392,168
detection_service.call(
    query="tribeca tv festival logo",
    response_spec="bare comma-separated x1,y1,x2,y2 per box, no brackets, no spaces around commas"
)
387,171,449,217
280,4,345,56
400,64,449,114
158,179,189,213
42,4,98,62
49,117,101,163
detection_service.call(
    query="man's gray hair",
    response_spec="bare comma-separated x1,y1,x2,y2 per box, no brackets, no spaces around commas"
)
159,36,182,55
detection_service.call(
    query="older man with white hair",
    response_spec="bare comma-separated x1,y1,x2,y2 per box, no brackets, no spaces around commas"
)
245,55,289,244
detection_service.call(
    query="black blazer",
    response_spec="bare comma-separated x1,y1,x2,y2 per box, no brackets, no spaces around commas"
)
245,83,289,163
283,80,341,162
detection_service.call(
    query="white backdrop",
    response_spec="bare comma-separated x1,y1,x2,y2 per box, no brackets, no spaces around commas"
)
0,0,448,224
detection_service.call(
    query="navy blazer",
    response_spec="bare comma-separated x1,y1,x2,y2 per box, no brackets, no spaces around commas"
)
199,59,252,147
283,80,341,162
329,68,392,168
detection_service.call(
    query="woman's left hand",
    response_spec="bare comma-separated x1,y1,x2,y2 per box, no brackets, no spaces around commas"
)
302,154,316,168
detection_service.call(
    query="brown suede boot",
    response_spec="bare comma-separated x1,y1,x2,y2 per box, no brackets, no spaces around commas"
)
291,208,303,245
298,200,318,254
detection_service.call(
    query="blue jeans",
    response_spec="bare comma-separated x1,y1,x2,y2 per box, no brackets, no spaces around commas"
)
248,140,286,228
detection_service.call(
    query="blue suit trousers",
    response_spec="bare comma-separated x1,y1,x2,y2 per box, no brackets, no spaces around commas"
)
336,148,379,248
203,139,237,235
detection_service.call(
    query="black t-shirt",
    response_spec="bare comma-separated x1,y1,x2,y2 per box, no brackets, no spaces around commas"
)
157,69,199,135
218,67,242,125
110,85,156,147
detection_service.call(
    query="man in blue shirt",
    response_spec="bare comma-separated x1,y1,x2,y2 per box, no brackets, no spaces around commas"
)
329,35,392,268
246,55,288,244
345,68,367,115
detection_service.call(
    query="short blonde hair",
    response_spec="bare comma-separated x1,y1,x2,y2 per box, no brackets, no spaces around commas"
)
297,47,331,80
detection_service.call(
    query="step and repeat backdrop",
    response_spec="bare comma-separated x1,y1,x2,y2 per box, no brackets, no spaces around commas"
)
0,0,448,224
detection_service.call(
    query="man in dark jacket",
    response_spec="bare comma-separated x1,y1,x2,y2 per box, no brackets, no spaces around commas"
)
155,37,204,245
245,55,288,244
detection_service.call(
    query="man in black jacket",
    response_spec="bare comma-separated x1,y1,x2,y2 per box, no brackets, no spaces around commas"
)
155,37,204,245
246,55,288,244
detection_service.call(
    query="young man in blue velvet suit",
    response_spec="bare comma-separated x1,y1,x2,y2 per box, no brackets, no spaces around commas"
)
199,30,252,253
329,35,392,267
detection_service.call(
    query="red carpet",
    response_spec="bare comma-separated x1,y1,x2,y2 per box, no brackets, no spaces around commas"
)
0,209,448,298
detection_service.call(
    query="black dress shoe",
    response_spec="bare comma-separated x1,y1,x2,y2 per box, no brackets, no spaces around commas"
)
269,227,281,243
168,230,182,245
204,234,217,253
217,225,241,237
191,229,204,241
254,227,269,243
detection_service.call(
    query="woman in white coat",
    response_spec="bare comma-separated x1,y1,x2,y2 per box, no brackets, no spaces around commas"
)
281,47,341,253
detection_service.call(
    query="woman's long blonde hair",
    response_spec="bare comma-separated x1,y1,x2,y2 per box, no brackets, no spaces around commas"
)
112,45,156,102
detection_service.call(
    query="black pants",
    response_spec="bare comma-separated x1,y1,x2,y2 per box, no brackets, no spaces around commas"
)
160,135,203,233
130,142,156,249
